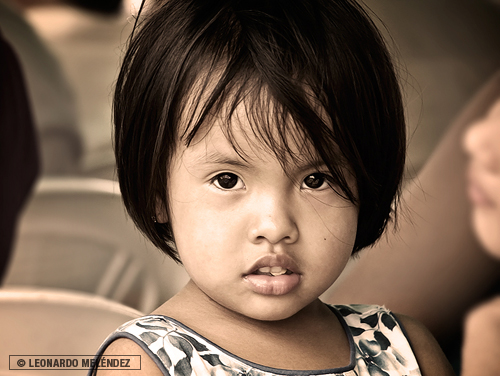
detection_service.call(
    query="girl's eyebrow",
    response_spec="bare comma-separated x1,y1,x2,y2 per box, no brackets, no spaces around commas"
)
193,149,252,169
190,144,333,173
296,159,328,172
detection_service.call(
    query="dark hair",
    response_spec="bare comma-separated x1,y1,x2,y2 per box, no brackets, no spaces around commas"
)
114,0,406,262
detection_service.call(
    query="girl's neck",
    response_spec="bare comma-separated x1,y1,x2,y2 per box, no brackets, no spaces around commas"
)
156,279,324,327
153,280,351,371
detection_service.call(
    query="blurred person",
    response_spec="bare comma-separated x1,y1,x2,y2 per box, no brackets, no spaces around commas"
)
0,0,82,175
0,30,39,282
464,99,500,263
24,0,500,178
325,72,500,370
460,97,500,376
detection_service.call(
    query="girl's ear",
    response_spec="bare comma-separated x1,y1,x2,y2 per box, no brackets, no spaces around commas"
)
155,197,169,223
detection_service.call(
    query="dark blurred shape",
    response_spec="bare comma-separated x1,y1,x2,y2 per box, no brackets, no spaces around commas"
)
0,30,39,283
68,0,123,14
0,1,82,176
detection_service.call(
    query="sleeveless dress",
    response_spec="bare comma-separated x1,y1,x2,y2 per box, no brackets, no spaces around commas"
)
89,304,421,376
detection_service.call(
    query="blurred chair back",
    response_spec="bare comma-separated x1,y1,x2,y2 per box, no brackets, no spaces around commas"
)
0,287,141,376
4,178,189,312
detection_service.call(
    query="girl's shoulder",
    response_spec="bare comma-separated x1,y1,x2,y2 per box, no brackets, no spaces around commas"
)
333,304,422,372
90,316,197,376
91,315,239,376
333,304,454,375
393,313,455,376
332,303,417,349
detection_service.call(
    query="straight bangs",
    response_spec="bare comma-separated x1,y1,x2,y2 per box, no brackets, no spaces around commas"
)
180,69,357,203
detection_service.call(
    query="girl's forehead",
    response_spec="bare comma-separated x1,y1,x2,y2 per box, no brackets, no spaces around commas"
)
184,121,313,168
181,101,326,169
179,81,335,165
175,71,347,174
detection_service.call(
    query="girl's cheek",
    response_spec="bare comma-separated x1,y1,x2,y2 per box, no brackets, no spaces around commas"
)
303,193,358,239
304,189,358,215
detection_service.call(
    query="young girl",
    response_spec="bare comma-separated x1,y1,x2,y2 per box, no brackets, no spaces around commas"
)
90,0,454,374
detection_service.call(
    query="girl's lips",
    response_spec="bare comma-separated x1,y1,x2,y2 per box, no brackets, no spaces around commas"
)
244,274,301,296
243,253,301,296
245,254,300,276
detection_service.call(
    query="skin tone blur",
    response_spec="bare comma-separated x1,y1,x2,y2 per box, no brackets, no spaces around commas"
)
461,98,500,376
464,99,500,258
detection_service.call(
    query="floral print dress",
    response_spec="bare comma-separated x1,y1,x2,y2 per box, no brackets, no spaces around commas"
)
89,304,421,376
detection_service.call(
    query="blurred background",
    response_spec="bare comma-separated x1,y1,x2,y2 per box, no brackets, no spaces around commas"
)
1,0,499,179
1,0,500,372
1,0,500,312
7,0,500,180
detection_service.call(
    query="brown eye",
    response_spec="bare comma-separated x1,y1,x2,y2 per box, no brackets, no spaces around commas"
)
213,173,243,190
302,173,327,189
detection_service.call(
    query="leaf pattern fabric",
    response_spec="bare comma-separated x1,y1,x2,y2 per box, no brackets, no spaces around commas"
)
89,304,421,376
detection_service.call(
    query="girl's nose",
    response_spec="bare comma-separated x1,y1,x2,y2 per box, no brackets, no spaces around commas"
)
247,194,299,245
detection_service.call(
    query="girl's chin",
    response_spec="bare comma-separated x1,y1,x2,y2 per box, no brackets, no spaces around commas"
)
229,297,315,322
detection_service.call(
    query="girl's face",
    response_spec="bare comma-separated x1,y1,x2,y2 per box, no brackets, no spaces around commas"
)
165,108,358,322
464,99,500,258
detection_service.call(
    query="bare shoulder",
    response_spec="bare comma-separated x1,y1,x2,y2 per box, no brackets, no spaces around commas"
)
395,314,455,376
94,338,164,376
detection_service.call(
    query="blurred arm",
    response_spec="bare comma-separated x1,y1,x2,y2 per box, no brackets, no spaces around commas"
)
461,296,500,376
